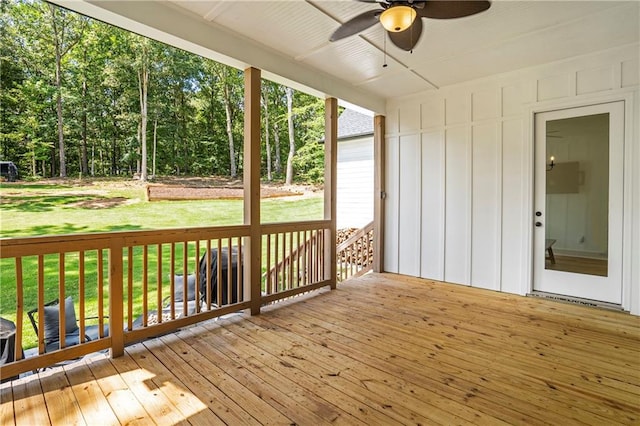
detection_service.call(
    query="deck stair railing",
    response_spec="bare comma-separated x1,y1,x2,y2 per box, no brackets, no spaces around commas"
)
336,221,374,282
262,221,374,285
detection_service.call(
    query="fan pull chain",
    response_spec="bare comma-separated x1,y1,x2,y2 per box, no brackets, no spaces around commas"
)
383,34,388,68
410,21,414,54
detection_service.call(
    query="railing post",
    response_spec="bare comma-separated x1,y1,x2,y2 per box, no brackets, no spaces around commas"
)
109,243,124,358
244,67,262,315
325,97,338,288
373,115,386,273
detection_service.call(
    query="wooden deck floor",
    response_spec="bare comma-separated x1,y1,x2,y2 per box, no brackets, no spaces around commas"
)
2,273,639,425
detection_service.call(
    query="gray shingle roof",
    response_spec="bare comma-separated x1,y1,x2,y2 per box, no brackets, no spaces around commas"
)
338,109,373,140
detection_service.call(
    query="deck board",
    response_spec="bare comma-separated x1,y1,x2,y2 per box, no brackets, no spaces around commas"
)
2,273,639,425
84,355,155,425
62,357,120,425
37,368,85,425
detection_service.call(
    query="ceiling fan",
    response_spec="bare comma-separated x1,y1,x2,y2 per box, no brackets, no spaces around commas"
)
330,0,491,51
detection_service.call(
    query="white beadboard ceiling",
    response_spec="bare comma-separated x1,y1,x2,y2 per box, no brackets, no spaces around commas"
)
59,1,639,111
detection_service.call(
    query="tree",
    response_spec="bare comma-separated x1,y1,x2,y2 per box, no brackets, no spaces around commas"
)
290,92,325,183
2,1,328,183
285,86,295,185
211,64,242,178
261,84,272,181
135,36,150,181
47,3,86,177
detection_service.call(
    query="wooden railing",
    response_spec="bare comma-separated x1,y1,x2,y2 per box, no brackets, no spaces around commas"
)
336,221,374,282
261,220,330,304
0,221,332,378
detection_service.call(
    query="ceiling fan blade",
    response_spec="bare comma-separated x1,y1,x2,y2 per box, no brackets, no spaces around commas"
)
330,9,380,42
418,0,490,19
388,17,423,51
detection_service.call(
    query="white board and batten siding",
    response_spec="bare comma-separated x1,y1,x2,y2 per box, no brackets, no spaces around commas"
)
384,44,640,314
337,136,374,229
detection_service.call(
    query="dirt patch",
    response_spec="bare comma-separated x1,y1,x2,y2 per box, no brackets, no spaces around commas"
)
3,176,322,202
69,197,137,209
146,175,320,201
147,185,301,201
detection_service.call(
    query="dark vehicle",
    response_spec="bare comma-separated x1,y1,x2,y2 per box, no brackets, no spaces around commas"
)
0,161,19,182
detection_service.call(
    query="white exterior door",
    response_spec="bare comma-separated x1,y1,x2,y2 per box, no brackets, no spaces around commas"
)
533,101,624,304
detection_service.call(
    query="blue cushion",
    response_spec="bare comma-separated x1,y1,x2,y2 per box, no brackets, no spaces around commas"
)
43,297,79,343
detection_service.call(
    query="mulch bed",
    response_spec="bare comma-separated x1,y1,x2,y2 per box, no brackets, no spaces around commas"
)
147,185,302,201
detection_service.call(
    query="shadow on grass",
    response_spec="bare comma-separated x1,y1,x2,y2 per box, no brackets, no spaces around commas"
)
0,194,114,212
1,223,145,238
0,183,72,190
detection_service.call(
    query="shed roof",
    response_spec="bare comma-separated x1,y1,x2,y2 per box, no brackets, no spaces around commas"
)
338,109,373,140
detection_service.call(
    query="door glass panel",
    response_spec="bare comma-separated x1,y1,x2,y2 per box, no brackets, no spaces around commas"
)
545,113,609,276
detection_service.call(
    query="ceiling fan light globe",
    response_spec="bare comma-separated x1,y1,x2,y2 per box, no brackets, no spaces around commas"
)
380,5,417,33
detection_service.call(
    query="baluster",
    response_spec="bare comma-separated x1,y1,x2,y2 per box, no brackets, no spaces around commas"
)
98,249,105,337
127,247,133,330
37,255,44,354
14,258,23,361
79,251,86,342
205,240,212,309
157,244,163,322
170,243,176,319
237,237,243,302
217,239,223,306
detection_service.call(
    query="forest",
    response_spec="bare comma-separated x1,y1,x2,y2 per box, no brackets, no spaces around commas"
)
0,0,327,183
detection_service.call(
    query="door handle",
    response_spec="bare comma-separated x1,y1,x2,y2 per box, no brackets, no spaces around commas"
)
535,222,543,227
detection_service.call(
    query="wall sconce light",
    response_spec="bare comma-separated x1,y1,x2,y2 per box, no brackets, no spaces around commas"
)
546,156,555,171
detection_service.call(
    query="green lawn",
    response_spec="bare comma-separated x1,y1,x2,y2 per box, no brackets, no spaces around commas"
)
0,178,323,348
0,180,323,237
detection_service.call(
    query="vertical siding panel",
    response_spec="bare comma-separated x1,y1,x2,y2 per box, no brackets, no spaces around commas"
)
420,131,445,280
501,119,525,294
398,135,421,276
472,123,500,290
444,126,471,285
337,137,374,228
399,103,421,133
384,137,400,272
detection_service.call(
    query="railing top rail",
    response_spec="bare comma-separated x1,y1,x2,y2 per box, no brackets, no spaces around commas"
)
0,224,251,258
336,221,374,252
260,219,331,234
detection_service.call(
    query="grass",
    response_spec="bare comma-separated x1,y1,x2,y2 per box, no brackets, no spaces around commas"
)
0,178,323,348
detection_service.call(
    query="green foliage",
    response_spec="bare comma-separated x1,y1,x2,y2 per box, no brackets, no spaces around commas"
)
1,0,328,184
293,141,324,183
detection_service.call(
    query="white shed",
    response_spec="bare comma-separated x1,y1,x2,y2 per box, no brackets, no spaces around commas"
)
336,109,373,229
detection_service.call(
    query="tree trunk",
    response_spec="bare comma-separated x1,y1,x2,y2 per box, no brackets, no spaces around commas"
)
91,139,95,176
80,76,89,175
53,21,66,177
153,117,157,177
273,122,281,174
223,83,236,178
138,63,148,182
262,93,272,181
30,145,36,177
285,87,295,185
136,119,141,175
111,95,118,175
78,44,89,175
